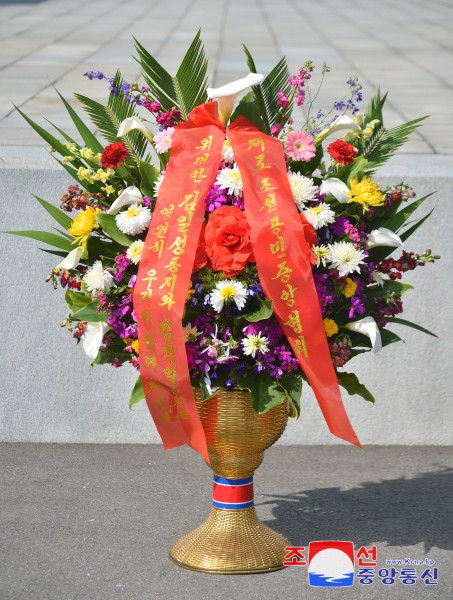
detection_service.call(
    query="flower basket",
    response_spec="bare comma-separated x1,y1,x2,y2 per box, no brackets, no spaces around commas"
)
9,31,439,573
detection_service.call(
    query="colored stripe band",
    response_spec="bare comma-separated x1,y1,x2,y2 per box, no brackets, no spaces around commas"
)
212,475,254,510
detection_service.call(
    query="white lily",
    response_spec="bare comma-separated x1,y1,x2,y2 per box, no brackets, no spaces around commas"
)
107,186,143,215
315,115,359,143
344,316,382,355
56,246,83,270
81,322,111,360
117,116,154,142
320,177,350,203
367,227,404,250
207,73,264,124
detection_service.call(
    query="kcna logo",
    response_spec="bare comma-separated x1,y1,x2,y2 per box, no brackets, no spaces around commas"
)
308,541,355,587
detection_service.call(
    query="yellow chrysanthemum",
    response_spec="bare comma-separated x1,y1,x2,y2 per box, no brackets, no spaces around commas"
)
342,277,357,298
348,176,384,210
131,340,139,354
67,206,101,254
323,318,339,338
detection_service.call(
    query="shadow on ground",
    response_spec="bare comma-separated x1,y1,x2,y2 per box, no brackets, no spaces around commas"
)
260,467,453,553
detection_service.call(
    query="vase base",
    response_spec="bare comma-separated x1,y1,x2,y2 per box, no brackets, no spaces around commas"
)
169,507,290,574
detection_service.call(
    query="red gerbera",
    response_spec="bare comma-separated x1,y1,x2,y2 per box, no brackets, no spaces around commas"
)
101,142,129,168
327,139,357,165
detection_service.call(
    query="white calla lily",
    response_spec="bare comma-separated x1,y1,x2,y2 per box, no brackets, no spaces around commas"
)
82,322,111,360
56,246,83,270
315,115,359,143
320,177,350,203
367,227,404,250
207,73,264,124
107,186,143,215
117,116,154,142
344,316,382,355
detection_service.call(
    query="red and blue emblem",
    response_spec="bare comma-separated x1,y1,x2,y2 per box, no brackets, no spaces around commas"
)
212,476,254,510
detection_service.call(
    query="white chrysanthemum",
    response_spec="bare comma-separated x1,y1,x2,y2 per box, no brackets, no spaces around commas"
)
153,173,164,198
312,244,330,268
126,240,145,264
83,261,115,292
222,138,235,163
242,332,270,359
302,202,336,230
210,280,247,313
288,172,317,209
328,241,367,277
216,166,243,197
372,270,386,286
116,204,152,236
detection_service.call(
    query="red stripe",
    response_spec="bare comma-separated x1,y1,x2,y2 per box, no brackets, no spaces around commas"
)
213,481,254,504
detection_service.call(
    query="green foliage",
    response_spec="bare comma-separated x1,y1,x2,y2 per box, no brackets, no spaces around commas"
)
236,371,288,414
72,300,111,322
139,160,160,198
54,88,104,153
233,49,292,132
65,290,92,313
387,317,437,338
278,372,303,418
337,371,375,403
96,213,134,247
242,299,274,322
34,196,72,229
135,30,208,120
129,376,145,408
5,230,74,251
76,71,148,163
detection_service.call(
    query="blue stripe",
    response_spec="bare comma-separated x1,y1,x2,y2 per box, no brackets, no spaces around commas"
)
212,499,254,510
213,475,253,486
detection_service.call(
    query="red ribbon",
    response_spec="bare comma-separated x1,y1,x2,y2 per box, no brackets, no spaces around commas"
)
134,102,360,463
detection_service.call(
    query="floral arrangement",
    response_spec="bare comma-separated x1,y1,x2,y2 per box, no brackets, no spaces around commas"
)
11,32,438,431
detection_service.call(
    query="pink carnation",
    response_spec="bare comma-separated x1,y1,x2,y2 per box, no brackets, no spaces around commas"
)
285,130,316,161
153,127,174,154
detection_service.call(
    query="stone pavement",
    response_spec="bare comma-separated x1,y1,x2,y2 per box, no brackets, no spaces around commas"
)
1,444,452,599
1,0,453,155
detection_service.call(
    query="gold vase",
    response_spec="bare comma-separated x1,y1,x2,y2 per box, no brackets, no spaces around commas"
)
169,389,291,574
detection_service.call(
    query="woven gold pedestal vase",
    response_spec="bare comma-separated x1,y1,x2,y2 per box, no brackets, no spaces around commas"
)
169,389,291,574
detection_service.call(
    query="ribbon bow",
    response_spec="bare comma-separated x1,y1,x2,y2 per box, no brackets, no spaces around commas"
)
133,102,360,463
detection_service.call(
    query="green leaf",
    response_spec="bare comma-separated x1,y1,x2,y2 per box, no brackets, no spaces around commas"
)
365,116,428,174
96,213,134,246
54,88,104,153
384,193,433,233
14,104,74,158
65,289,92,313
230,90,265,131
129,376,145,408
87,236,123,260
335,156,368,184
34,196,73,229
72,300,111,322
399,208,435,243
387,317,437,338
53,157,101,194
278,373,303,418
242,45,271,133
380,327,404,347
5,230,73,251
242,299,274,322
39,248,67,258
362,88,386,126
337,371,375,403
236,372,287,414
76,70,148,163
135,30,208,120
139,160,160,198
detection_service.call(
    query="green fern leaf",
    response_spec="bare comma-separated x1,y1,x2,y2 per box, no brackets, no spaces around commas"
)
134,30,208,120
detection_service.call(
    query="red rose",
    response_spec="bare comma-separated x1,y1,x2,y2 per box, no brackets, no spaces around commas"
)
327,139,357,165
101,142,129,168
204,206,254,276
300,214,318,264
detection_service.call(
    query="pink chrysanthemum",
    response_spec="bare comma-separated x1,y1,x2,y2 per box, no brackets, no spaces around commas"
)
153,127,174,154
285,130,316,161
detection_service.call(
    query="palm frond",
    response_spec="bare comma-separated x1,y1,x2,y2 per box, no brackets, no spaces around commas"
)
365,116,427,174
362,87,386,126
134,30,208,119
75,70,148,163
